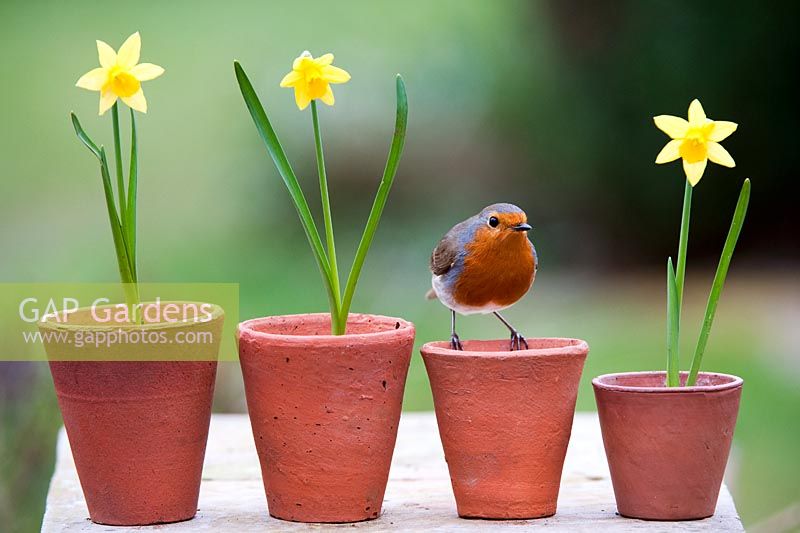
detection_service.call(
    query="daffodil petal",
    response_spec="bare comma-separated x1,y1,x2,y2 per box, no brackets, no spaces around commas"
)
76,68,107,91
655,139,682,164
280,70,301,88
316,53,334,66
121,89,147,113
707,141,735,168
683,158,707,187
129,63,164,81
321,65,351,84
654,115,689,139
688,99,706,126
99,90,117,115
117,32,141,69
293,51,312,70
294,87,311,110
709,121,738,142
96,40,117,68
319,85,335,106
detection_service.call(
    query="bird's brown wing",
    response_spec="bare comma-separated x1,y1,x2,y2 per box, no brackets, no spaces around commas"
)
430,220,468,276
430,238,457,276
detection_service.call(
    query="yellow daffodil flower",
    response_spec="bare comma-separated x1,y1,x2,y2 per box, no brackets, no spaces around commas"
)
280,51,351,111
654,99,737,186
76,32,164,115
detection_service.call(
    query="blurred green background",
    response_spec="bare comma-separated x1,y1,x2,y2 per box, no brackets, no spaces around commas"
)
1,0,798,531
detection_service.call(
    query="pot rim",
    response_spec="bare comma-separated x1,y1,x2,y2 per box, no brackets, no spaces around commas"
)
592,370,743,393
238,312,415,344
39,301,225,333
420,338,589,359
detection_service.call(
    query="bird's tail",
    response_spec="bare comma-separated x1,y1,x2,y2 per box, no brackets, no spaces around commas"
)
425,288,438,300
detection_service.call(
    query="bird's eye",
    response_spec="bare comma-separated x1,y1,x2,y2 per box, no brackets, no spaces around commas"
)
488,216,499,228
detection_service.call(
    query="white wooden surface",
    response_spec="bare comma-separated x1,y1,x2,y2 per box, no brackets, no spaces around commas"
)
42,412,743,532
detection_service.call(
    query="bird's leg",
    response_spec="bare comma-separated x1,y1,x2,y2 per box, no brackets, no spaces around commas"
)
450,309,463,351
493,311,529,351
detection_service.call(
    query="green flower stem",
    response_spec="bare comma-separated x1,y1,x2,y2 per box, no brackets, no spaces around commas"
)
99,148,139,310
667,180,691,386
311,100,344,333
126,108,138,281
110,104,139,312
666,257,680,387
340,75,408,320
687,178,750,386
111,103,127,226
675,181,692,309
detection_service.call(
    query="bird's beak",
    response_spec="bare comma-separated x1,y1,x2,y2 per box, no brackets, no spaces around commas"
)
512,223,532,232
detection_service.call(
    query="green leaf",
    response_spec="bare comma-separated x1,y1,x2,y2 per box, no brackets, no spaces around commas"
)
340,74,408,322
73,113,138,312
666,257,680,387
233,61,338,317
70,113,102,161
686,178,751,386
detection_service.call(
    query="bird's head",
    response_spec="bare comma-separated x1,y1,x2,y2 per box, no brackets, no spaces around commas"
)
476,203,532,241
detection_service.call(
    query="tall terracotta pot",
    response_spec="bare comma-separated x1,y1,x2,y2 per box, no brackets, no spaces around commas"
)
421,338,589,519
40,303,224,526
238,313,415,523
593,371,743,520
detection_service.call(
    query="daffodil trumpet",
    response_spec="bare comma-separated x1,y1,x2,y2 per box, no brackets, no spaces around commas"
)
654,99,750,386
71,32,164,319
235,52,407,335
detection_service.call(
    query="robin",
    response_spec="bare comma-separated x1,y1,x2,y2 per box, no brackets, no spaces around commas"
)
427,203,538,351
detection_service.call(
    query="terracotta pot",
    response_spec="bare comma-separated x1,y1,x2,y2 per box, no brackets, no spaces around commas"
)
593,371,743,521
238,313,415,523
421,338,589,519
40,303,224,525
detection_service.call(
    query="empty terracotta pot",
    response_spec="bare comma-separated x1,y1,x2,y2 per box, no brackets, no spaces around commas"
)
593,371,743,520
421,338,589,519
238,313,415,523
40,303,224,526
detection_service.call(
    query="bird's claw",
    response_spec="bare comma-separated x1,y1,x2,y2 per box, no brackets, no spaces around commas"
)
450,333,463,351
510,331,528,351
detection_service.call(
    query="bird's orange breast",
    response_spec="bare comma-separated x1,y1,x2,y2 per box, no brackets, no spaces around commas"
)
453,227,535,309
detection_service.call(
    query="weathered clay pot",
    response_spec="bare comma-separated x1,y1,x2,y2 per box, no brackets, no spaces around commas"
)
421,338,589,519
238,313,415,523
40,303,224,525
593,371,743,521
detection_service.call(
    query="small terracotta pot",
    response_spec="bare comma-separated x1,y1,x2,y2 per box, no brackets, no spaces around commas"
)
593,371,743,521
40,303,224,526
238,313,415,523
421,338,589,519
